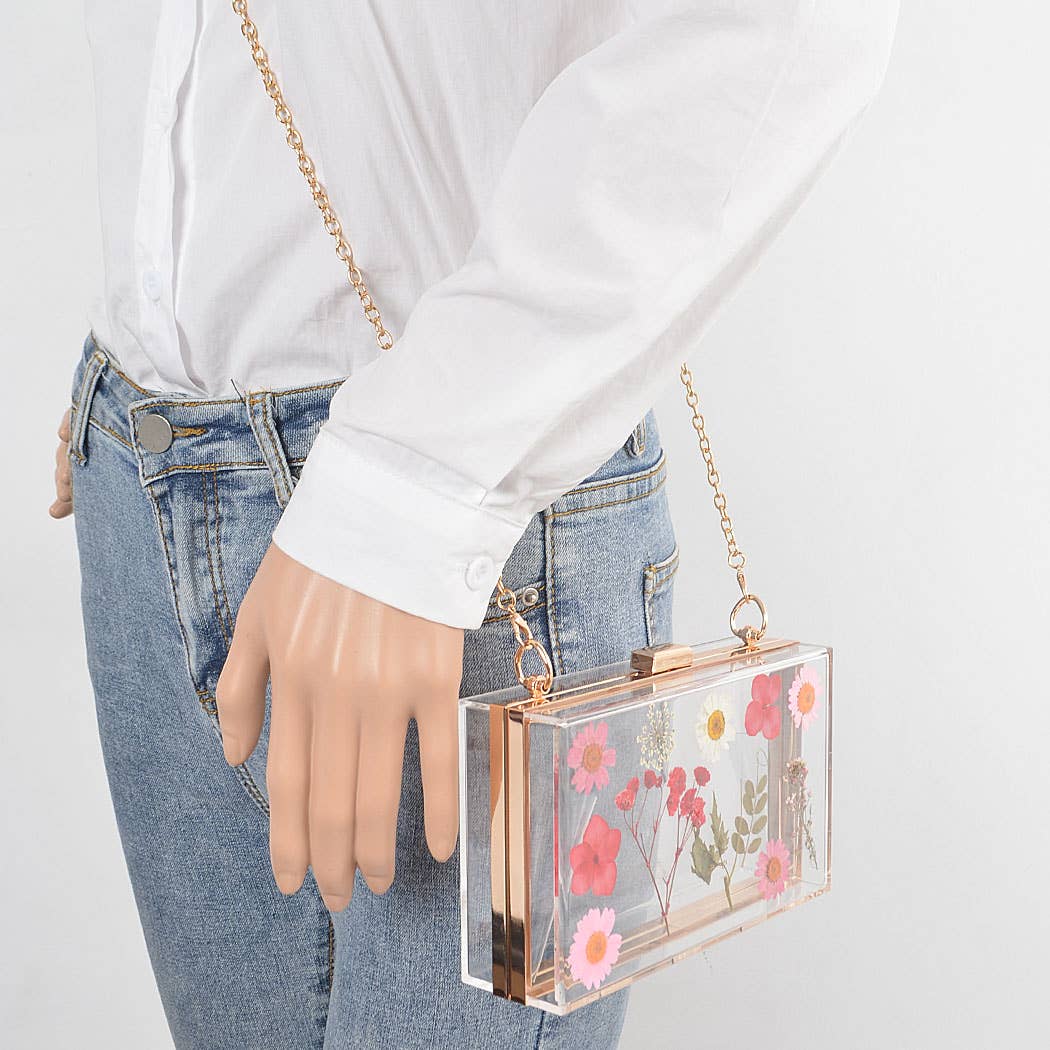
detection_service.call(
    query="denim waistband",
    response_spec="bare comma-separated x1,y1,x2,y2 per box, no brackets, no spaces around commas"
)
70,330,659,508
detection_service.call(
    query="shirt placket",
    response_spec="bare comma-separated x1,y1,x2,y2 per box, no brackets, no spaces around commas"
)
133,0,198,379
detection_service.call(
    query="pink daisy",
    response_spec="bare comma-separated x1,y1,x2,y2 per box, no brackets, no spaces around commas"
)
567,722,616,794
755,839,792,900
788,665,822,730
567,907,622,990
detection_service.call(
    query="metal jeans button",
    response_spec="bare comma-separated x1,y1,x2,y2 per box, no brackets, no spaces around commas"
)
520,586,540,607
138,413,173,453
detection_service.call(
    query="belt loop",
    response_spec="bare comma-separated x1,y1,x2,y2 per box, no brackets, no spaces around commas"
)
69,350,108,465
245,391,295,509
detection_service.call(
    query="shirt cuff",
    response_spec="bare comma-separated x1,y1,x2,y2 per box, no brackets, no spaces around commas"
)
271,427,530,630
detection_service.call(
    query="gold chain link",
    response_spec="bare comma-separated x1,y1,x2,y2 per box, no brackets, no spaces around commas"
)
231,0,393,352
231,0,764,682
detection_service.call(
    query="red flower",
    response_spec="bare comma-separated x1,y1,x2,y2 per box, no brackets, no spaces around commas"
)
745,672,782,740
643,769,662,790
668,766,687,795
626,776,640,795
677,787,697,817
689,795,707,828
693,766,711,787
615,788,635,811
570,814,621,896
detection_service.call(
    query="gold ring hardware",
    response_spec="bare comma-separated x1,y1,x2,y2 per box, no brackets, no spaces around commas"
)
730,593,767,648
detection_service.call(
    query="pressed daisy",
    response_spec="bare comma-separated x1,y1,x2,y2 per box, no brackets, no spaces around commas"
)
696,693,737,762
567,722,616,794
567,908,622,990
755,839,791,900
788,665,822,730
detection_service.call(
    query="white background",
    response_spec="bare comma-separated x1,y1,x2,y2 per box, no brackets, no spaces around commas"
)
1,3,1045,1047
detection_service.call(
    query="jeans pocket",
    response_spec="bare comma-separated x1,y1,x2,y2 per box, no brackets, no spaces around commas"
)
643,541,680,647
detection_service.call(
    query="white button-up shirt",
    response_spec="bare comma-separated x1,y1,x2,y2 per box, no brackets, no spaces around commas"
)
83,0,898,628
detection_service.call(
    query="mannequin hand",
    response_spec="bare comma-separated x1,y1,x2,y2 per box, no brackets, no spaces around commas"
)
49,408,73,518
215,544,465,911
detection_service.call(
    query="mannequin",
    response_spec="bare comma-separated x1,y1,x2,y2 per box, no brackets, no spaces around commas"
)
53,410,463,912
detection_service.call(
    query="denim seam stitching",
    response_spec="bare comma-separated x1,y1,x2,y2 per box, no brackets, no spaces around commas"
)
211,471,236,640
261,394,293,504
550,473,667,518
543,507,565,676
200,472,232,648
560,451,665,497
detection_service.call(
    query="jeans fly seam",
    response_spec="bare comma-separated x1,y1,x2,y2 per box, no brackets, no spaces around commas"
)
200,471,232,649
210,470,236,640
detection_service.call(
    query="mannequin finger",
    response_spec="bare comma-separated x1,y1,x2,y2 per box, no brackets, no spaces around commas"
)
267,673,311,895
354,715,408,895
215,608,270,765
309,705,359,913
416,694,460,862
49,498,73,519
54,467,72,502
58,408,71,442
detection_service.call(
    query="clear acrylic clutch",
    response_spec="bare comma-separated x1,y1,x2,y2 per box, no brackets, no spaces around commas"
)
459,637,832,1014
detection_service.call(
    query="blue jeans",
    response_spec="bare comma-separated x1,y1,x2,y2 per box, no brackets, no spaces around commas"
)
68,331,678,1049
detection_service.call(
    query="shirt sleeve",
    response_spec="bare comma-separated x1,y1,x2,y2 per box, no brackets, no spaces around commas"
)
272,0,899,630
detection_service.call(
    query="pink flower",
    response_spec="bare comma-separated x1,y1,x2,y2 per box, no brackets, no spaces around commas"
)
567,722,616,794
569,815,621,896
568,907,622,990
745,673,782,740
756,839,791,900
668,766,687,795
678,787,698,818
643,769,662,790
693,765,711,787
625,776,640,795
689,795,707,828
788,665,822,730
615,788,635,811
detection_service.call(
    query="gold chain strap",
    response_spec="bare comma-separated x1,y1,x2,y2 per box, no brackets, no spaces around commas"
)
230,0,764,694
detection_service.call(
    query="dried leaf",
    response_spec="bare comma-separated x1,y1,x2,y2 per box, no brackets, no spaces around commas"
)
751,815,768,835
743,792,754,816
711,797,730,855
755,792,768,813
731,832,745,855
748,838,762,854
757,774,768,795
735,816,749,835
692,837,716,883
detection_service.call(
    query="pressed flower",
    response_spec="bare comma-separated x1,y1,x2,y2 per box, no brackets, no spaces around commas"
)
637,703,676,770
689,795,707,828
677,786,698,817
568,907,622,990
694,765,711,787
569,815,621,896
755,839,791,900
696,693,738,761
615,788,635,811
745,673,782,740
625,776,640,795
788,664,822,730
643,769,662,790
567,722,616,794
665,765,688,815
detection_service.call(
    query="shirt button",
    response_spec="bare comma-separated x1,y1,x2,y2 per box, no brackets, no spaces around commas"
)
464,555,495,591
142,269,163,303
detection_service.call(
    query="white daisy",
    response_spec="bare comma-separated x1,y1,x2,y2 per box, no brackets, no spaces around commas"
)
696,693,737,762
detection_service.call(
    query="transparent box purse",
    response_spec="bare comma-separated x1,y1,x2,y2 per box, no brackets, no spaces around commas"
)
233,0,832,1015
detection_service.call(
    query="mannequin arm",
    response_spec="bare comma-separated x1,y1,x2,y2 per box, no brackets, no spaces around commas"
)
215,544,463,911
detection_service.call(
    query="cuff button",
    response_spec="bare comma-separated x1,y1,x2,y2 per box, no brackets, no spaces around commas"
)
464,555,495,591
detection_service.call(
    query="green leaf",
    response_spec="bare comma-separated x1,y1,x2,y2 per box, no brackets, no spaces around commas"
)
711,796,730,855
742,791,754,816
757,774,768,795
731,832,745,855
751,815,768,835
691,837,717,883
744,779,755,800
735,816,749,835
755,793,768,813
748,838,762,854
